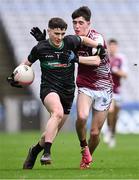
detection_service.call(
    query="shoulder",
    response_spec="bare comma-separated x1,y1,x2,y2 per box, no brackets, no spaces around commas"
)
64,35,81,50
32,39,50,53
37,39,49,48
64,35,81,42
88,29,105,46
30,40,49,55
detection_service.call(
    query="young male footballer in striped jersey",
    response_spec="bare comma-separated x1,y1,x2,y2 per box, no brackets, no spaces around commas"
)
71,6,113,169
7,17,105,169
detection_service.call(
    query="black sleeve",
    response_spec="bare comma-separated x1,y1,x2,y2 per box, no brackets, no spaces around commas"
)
28,46,39,63
64,35,81,50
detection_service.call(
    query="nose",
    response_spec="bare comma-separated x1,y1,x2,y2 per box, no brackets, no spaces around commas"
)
57,34,63,40
74,23,79,29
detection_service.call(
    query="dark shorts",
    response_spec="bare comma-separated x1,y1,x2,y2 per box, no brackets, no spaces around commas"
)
40,87,75,114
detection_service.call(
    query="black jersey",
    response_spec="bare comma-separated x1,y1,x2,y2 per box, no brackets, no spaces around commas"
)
28,35,81,95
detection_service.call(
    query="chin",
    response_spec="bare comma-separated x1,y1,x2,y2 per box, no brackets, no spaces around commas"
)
55,43,61,47
76,31,84,36
75,31,80,35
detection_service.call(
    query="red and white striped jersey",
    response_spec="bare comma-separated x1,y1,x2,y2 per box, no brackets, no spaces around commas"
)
76,29,113,90
110,53,128,94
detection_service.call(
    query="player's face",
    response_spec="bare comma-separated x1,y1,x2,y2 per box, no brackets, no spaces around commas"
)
108,43,118,56
48,28,66,48
72,16,90,36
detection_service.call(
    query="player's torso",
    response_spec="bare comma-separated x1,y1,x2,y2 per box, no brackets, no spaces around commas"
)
77,29,112,90
36,37,80,93
110,55,123,93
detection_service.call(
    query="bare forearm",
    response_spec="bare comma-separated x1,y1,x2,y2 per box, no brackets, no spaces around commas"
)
79,56,101,66
80,36,99,48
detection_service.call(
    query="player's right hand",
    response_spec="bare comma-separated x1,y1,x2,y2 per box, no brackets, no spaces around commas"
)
7,74,22,88
96,44,107,59
30,27,46,41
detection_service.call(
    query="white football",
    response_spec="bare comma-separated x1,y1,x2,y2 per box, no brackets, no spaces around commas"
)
13,65,35,85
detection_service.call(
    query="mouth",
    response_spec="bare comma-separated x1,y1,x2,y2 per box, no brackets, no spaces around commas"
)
55,41,61,44
75,30,80,34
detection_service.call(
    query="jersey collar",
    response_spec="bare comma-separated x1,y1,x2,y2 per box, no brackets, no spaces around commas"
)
49,39,64,50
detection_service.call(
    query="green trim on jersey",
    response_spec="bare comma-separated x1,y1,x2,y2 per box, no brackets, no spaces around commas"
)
76,36,82,42
48,39,64,50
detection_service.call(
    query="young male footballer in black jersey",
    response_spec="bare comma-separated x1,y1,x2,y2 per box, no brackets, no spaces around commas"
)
7,17,105,169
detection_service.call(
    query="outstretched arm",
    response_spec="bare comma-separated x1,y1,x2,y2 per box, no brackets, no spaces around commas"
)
79,55,100,66
63,50,100,66
80,36,98,48
80,36,107,59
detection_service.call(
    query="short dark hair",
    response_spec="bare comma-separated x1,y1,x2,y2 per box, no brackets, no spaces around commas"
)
108,38,118,44
48,17,67,30
71,6,91,21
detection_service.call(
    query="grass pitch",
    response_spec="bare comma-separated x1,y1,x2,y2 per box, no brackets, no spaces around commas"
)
0,131,139,179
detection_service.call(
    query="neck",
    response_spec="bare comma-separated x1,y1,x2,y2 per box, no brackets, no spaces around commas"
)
85,29,91,36
49,39,64,49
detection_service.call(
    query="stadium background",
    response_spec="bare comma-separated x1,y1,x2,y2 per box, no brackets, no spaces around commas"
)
0,0,139,133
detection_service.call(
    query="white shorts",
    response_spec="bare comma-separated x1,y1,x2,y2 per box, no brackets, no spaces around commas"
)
78,87,112,111
113,93,122,107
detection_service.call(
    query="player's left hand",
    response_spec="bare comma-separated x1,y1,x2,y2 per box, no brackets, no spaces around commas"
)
96,44,107,59
7,74,22,88
30,27,46,41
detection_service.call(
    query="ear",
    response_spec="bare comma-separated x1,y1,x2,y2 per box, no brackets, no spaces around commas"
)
88,21,91,26
47,28,50,34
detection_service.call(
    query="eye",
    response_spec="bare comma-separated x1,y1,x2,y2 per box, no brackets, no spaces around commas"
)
79,21,84,25
73,21,77,25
